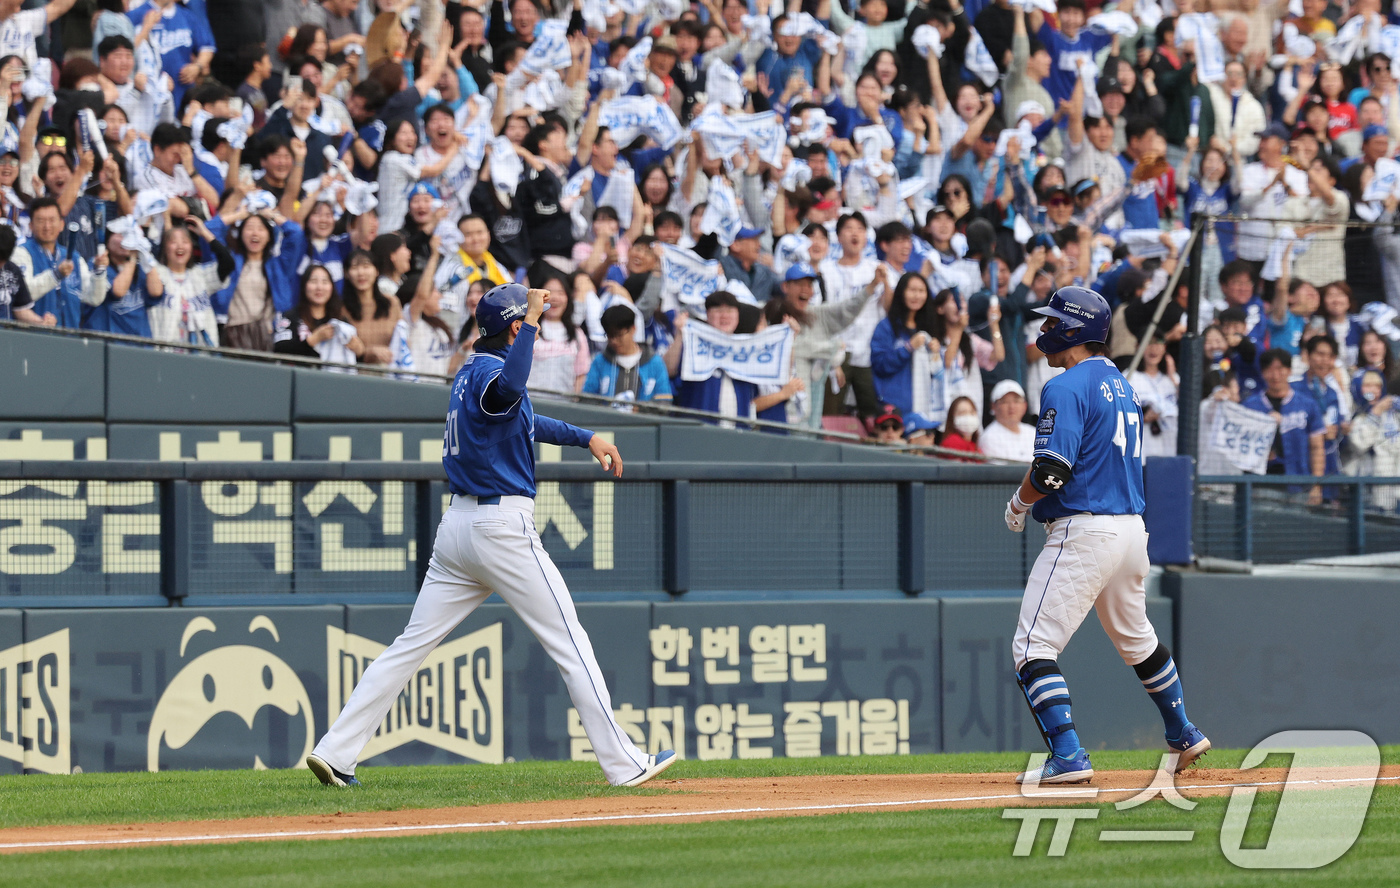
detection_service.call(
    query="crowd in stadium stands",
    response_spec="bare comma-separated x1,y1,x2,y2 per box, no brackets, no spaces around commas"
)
6,0,1400,478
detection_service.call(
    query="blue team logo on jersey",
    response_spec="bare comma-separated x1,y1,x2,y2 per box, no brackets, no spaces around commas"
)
1037,409,1056,435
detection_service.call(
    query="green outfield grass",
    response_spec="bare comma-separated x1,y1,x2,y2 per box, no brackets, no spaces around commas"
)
1,786,1397,887
0,746,1397,829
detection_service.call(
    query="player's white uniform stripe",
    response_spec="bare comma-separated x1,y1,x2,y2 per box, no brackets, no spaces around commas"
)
521,512,650,777
1031,448,1074,466
1026,675,1065,695
1142,675,1176,694
1018,518,1072,667
1030,686,1069,706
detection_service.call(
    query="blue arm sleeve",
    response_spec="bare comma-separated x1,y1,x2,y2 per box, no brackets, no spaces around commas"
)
481,326,537,412
535,415,595,448
498,325,537,395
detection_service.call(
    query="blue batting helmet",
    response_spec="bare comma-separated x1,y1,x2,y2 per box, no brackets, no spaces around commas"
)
476,282,530,337
1032,286,1111,355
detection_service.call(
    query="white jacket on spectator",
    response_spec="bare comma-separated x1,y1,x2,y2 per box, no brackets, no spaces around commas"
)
1291,189,1351,288
979,419,1035,461
1129,368,1180,458
1345,406,1400,510
1236,162,1308,262
149,262,225,345
1207,83,1265,159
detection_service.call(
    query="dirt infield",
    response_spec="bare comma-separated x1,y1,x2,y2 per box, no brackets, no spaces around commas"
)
1,765,1393,855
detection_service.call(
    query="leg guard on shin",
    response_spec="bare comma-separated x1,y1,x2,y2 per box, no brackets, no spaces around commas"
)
1016,659,1080,756
1133,642,1190,739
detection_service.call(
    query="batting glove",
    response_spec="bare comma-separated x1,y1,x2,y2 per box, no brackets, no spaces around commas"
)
1005,491,1029,533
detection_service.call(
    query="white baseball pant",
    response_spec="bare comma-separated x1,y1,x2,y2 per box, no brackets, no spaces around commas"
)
1013,513,1158,671
312,495,652,785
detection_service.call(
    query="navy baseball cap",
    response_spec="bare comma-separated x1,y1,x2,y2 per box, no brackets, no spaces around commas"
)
476,282,530,337
734,226,763,240
784,262,818,281
1256,121,1291,142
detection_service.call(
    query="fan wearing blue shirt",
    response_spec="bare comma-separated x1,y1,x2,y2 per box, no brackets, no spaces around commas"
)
126,0,215,108
91,227,164,337
1029,0,1116,107
1294,334,1344,476
1265,276,1317,356
193,116,236,196
757,16,825,104
667,290,758,423
1218,259,1268,346
1243,348,1326,501
583,304,673,402
1117,118,1163,231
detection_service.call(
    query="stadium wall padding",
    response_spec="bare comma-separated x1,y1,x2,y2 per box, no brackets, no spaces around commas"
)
106,346,294,424
0,329,105,421
0,327,928,466
0,595,1227,774
1164,572,1400,749
0,609,22,775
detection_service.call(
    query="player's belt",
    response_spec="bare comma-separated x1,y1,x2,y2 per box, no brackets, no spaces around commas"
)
451,494,501,505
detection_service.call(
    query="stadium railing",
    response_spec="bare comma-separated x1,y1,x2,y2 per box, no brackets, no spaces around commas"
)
1195,474,1400,564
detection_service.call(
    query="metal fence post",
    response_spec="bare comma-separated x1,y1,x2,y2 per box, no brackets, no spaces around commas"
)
160,479,191,602
663,480,690,595
1350,479,1367,555
898,482,926,595
1177,222,1205,461
1235,480,1253,562
415,479,434,589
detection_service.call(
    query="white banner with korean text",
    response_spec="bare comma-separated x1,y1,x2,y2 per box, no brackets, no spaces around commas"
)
681,322,793,385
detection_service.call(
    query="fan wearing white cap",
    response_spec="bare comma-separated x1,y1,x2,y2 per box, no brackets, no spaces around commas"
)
979,380,1036,462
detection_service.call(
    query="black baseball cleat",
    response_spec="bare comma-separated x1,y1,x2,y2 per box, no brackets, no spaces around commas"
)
307,753,361,787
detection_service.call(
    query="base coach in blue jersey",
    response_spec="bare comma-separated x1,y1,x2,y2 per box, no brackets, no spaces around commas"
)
307,282,677,789
1003,286,1210,785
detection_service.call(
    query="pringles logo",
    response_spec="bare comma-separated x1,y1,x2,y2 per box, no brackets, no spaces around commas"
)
327,623,503,764
147,616,315,772
0,630,69,774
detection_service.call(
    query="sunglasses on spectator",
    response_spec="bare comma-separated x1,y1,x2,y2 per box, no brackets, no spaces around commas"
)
942,187,965,198
1048,196,1071,207
876,421,902,431
39,135,65,147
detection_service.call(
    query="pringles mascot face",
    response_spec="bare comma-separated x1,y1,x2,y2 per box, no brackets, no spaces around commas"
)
147,616,315,772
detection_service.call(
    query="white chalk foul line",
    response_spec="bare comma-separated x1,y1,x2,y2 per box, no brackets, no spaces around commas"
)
1,773,1396,853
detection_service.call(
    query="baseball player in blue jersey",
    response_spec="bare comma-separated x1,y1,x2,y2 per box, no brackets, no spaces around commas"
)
307,283,677,789
1004,287,1209,785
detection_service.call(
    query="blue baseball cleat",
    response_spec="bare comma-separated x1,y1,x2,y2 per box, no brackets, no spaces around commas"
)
1168,724,1211,773
623,750,678,787
307,753,361,787
1015,749,1094,785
